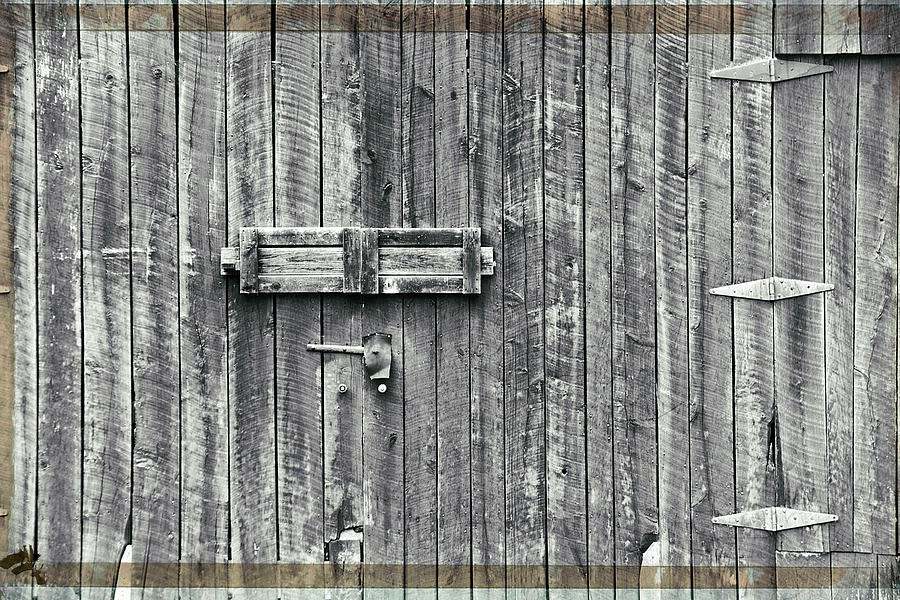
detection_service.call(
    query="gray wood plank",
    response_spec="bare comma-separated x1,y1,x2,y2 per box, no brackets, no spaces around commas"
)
178,0,229,595
320,1,364,596
775,0,822,53
225,2,277,595
772,57,828,554
503,0,546,596
852,56,899,556
34,3,82,594
832,552,878,600
610,3,658,595
78,3,132,595
584,1,613,597
732,2,777,598
876,555,900,599
4,3,37,570
357,4,405,595
823,55,858,554
655,0,690,595
434,0,471,594
823,0,860,53
686,3,737,596
774,551,831,600
467,0,506,594
273,3,325,597
128,2,180,592
544,0,587,596
860,0,900,54
400,0,437,594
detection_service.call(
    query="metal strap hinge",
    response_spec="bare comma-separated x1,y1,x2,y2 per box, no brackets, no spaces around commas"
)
712,507,838,532
710,277,834,301
710,58,833,82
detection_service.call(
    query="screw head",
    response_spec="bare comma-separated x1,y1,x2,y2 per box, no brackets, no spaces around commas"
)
338,384,348,394
377,384,388,394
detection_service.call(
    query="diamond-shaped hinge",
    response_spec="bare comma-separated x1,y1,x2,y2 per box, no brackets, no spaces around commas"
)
710,58,833,82
712,507,838,532
709,277,833,301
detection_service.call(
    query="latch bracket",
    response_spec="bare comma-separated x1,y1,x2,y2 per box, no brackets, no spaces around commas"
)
307,333,392,381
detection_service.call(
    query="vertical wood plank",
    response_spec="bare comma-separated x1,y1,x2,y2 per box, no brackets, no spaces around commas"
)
610,2,657,595
732,2,776,598
321,0,365,594
274,1,324,597
775,0,822,53
4,1,37,566
772,57,828,556
860,0,900,54
357,3,405,595
78,3,132,595
823,55,858,554
852,56,899,556
503,0,546,595
774,551,831,600
823,0,860,53
400,0,437,595
128,1,180,591
832,552,878,600
544,0,586,596
226,1,277,595
0,3,16,569
584,0,613,597
178,0,229,595
34,3,82,594
435,0,471,594
654,0,690,595
468,0,506,595
876,555,900,599
686,3,737,597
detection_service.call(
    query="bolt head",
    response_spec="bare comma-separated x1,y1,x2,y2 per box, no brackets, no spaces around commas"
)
377,384,387,394
338,384,348,394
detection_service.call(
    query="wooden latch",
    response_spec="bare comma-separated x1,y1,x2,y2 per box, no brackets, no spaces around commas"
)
710,277,833,301
710,58,833,82
712,507,838,532
221,227,494,294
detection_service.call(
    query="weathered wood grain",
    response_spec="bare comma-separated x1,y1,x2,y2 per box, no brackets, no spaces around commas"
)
503,0,546,596
434,0,471,594
732,2,776,597
852,56,898,556
400,0,437,594
610,2,658,593
178,0,229,596
876,555,900,599
772,57,828,554
4,2,36,570
320,1,365,594
774,551,831,600
544,0,586,596
226,2,277,595
34,3,82,595
357,4,405,595
860,0,900,54
823,0,860,53
468,0,506,594
823,55,858,554
654,0,690,594
128,2,180,592
273,3,324,598
584,0,613,597
78,4,132,596
686,3,737,596
832,552,878,600
775,0,822,53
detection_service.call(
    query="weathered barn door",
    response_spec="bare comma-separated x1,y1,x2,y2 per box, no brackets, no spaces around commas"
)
2,0,900,598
